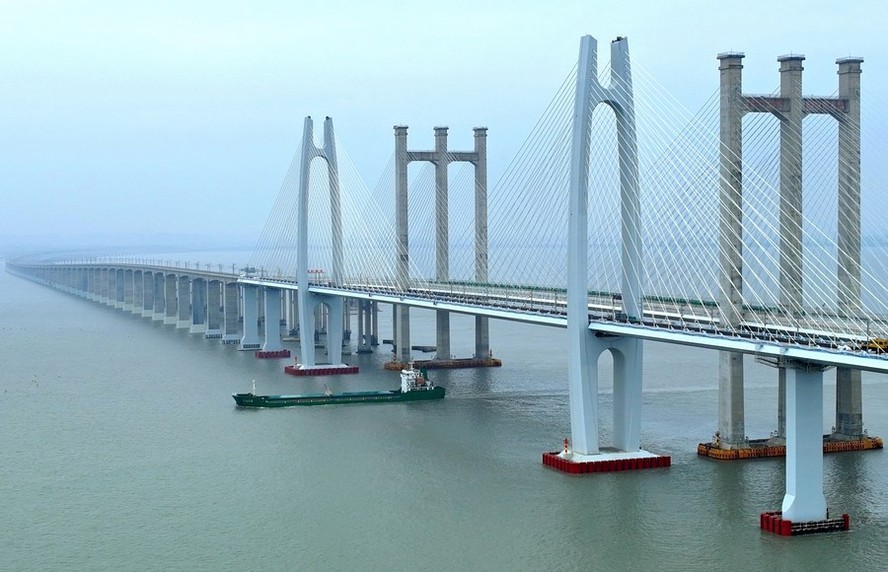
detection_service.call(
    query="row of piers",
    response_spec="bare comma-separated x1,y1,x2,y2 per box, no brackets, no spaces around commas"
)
4,262,490,366
10,262,386,351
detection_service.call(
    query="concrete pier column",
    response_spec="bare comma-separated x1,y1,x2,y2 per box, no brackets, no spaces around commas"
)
96,268,105,301
205,280,222,337
176,275,191,328
257,288,265,333
164,274,178,324
190,278,207,333
612,336,643,452
94,268,108,304
370,301,379,345
473,127,490,358
240,284,261,349
717,52,747,447
356,300,372,353
835,57,864,439
777,368,787,440
142,272,155,317
86,268,96,301
363,300,372,349
98,268,107,302
394,126,412,365
123,269,134,311
782,363,828,522
286,290,298,335
153,273,165,320
357,300,364,344
222,282,241,342
342,299,351,341
326,297,346,364
114,269,125,308
131,270,143,314
103,268,114,305
261,287,283,351
434,126,451,361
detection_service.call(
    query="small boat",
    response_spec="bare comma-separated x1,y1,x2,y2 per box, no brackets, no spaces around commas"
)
232,364,444,407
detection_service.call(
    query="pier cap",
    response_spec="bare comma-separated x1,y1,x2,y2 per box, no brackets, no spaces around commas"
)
777,53,806,62
717,51,745,60
836,56,864,65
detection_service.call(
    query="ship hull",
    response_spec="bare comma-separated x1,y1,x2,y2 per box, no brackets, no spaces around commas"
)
232,387,445,407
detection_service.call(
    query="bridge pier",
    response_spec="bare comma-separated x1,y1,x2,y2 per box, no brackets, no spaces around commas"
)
190,277,207,334
356,299,373,353
153,273,165,321
141,272,154,318
240,284,261,350
222,281,241,343
761,360,849,535
261,287,284,352
115,269,126,308
176,275,191,328
163,274,177,324
131,270,143,315
123,269,134,311
205,280,222,338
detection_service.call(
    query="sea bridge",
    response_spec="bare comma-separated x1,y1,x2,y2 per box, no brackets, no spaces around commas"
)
8,35,888,535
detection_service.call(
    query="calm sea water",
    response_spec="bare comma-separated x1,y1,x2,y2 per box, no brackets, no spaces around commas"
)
2,262,888,571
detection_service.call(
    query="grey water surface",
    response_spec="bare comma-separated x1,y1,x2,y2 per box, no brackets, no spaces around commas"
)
2,265,887,571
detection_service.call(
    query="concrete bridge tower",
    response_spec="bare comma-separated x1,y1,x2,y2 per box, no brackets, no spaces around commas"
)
392,125,489,365
715,52,865,450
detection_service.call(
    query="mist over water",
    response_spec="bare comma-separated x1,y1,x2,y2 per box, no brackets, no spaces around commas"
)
2,262,888,570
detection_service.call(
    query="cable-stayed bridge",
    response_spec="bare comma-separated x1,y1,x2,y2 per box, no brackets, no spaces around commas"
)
9,35,888,535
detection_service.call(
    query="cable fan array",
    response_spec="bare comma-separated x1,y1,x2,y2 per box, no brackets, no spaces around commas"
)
246,49,888,348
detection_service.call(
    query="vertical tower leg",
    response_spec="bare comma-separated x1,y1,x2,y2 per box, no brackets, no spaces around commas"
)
566,36,599,456
434,127,451,361
835,57,865,442
716,52,747,449
570,332,600,455
473,127,490,360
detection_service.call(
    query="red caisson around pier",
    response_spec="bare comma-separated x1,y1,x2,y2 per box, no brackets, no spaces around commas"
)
760,511,849,536
255,349,291,359
542,450,671,474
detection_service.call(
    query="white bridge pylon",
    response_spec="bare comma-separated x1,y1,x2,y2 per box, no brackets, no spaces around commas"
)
296,116,347,367
567,36,644,456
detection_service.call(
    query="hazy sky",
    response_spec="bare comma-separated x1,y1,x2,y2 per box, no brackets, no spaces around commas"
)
1,0,885,252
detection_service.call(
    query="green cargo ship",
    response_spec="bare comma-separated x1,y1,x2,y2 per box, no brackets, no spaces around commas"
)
233,365,444,408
